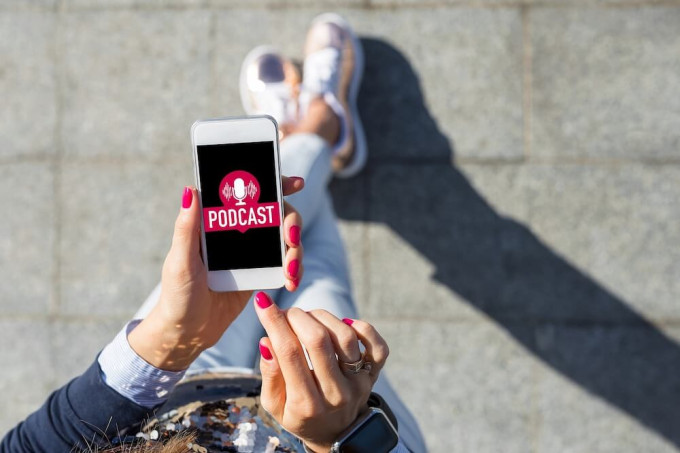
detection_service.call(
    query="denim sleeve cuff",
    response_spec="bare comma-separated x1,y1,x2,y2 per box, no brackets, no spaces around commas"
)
97,320,186,409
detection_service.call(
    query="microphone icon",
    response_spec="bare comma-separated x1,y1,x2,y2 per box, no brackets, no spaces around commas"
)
233,178,247,206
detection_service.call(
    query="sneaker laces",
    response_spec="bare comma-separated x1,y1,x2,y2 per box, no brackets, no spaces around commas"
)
250,82,297,127
302,47,342,96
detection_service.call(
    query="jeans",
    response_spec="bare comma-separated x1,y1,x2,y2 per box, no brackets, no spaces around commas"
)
136,133,426,452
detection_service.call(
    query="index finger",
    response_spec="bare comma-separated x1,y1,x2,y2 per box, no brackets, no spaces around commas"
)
281,176,304,197
253,292,319,399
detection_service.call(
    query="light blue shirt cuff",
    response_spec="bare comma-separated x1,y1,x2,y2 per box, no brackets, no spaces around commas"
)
98,320,186,409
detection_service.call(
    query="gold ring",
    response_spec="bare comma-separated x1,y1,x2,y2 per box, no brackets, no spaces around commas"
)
340,352,372,374
341,351,366,374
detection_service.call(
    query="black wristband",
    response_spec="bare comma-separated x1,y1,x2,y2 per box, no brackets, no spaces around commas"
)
367,392,399,431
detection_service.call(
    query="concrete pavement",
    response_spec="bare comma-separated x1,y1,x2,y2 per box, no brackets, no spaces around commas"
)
1,1,679,452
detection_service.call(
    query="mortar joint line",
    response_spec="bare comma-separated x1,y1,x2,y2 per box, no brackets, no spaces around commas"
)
521,4,533,163
529,352,543,453
50,0,67,318
361,168,372,309
207,10,220,115
5,1,680,13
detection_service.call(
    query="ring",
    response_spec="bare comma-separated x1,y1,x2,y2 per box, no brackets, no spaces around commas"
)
340,352,372,375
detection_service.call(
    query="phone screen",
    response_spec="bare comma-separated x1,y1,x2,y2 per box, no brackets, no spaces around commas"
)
196,141,282,271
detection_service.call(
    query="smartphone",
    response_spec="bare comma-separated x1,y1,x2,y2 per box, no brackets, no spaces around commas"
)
191,116,286,292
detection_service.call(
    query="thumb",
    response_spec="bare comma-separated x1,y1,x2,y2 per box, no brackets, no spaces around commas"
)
170,186,201,262
259,337,286,419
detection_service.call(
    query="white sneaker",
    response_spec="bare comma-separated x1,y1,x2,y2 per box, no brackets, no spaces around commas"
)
239,46,301,131
301,13,366,178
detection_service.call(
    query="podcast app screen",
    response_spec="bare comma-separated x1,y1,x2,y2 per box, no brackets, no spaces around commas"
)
197,141,282,271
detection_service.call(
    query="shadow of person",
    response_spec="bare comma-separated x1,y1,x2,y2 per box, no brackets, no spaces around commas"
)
331,38,680,446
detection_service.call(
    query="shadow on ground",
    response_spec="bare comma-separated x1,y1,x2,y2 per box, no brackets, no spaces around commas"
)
331,38,680,447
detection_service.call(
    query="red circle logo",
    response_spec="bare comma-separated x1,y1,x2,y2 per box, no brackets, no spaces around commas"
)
218,170,261,207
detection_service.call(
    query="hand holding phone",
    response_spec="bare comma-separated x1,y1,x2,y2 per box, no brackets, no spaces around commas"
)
128,179,304,371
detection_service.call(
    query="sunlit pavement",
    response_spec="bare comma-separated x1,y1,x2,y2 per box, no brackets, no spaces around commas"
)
1,2,679,452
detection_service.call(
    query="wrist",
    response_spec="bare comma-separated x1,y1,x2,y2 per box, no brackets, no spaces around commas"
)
320,407,399,453
127,315,204,371
302,404,371,453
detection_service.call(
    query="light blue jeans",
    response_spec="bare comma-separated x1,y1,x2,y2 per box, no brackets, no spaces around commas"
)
136,133,426,452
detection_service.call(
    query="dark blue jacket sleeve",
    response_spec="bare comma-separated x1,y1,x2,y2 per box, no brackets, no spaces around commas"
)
1,359,157,452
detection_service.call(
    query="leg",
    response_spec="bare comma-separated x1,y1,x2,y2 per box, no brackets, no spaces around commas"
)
272,180,427,452
273,189,353,317
290,96,340,145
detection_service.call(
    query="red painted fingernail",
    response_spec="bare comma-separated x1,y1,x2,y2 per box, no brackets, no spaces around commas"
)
289,225,301,246
288,259,299,278
259,341,273,361
342,318,354,326
292,278,300,288
290,176,305,184
181,187,192,209
255,292,273,309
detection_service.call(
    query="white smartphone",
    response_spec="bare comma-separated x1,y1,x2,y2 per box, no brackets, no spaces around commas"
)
191,116,286,292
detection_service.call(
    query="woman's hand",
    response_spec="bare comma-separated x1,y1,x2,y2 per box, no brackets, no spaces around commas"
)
128,177,305,371
254,292,390,452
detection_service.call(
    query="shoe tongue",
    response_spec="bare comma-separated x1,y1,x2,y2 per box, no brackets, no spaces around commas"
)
252,82,296,126
302,47,341,95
